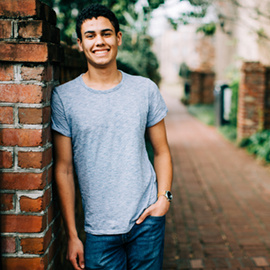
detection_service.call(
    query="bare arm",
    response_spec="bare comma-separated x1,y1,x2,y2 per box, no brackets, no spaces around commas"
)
53,131,85,269
136,119,173,224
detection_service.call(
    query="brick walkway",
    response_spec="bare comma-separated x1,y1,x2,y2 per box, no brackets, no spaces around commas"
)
162,92,270,270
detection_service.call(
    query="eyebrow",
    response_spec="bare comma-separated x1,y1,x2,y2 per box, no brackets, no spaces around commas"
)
84,28,114,35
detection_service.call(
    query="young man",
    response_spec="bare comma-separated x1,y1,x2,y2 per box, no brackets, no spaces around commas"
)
51,4,173,270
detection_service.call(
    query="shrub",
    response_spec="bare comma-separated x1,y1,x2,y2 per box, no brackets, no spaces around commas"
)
229,79,239,127
240,130,270,163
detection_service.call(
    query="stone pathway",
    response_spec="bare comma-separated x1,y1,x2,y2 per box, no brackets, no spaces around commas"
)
162,91,270,269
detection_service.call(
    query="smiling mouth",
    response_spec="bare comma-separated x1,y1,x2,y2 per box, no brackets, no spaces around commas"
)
93,49,110,55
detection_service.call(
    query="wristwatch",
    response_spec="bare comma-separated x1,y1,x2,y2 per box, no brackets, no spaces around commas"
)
158,191,173,202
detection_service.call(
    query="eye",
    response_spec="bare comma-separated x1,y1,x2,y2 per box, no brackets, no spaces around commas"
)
86,34,94,39
103,32,111,37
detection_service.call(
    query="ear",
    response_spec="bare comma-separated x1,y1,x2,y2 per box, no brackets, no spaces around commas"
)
117,31,122,46
77,38,83,52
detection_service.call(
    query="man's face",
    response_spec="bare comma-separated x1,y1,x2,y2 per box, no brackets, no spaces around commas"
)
77,16,122,69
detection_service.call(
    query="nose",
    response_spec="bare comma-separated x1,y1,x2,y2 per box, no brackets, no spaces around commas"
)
95,34,105,46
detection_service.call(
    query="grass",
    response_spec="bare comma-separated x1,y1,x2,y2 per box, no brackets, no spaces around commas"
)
187,104,215,126
218,125,237,143
187,103,237,143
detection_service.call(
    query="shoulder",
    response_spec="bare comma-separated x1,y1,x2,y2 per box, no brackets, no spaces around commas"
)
53,74,83,96
121,71,157,91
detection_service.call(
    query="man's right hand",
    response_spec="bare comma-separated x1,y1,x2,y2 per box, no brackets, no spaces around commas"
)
66,237,85,270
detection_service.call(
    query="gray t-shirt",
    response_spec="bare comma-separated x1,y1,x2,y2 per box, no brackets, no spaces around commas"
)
51,71,168,235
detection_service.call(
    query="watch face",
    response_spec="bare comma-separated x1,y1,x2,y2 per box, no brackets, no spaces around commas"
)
166,191,173,201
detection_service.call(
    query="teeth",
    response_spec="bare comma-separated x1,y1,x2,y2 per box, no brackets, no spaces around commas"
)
95,50,108,54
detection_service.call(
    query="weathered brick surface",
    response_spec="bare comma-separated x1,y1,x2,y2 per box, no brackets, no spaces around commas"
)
1,237,16,253
0,1,86,269
0,84,43,103
0,64,13,81
17,20,60,43
21,65,53,81
0,106,13,124
20,188,51,212
0,150,13,168
0,0,40,17
237,62,269,140
0,193,14,211
19,107,51,124
21,227,52,254
1,257,47,270
163,92,270,269
0,42,60,63
0,172,47,190
0,128,43,147
0,20,12,38
1,214,46,233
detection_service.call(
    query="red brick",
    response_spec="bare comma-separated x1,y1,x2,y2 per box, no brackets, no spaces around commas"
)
21,65,46,81
0,106,13,124
18,147,52,169
0,128,42,147
0,64,13,80
0,193,14,211
0,0,40,18
21,227,52,254
0,42,60,62
19,108,42,124
20,188,51,212
18,20,43,39
0,84,43,103
17,20,60,43
0,172,46,190
1,257,47,270
1,237,16,253
18,107,50,124
0,150,13,168
0,20,12,39
1,214,46,233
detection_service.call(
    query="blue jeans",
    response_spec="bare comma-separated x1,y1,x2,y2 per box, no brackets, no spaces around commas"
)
85,215,166,270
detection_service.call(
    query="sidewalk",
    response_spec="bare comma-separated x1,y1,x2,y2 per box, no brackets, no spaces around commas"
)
162,90,270,269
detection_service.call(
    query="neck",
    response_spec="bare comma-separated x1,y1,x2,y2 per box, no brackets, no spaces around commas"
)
83,63,121,90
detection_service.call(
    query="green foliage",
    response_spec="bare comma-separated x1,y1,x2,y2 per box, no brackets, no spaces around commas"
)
229,79,239,127
41,0,162,83
117,7,161,84
218,125,237,142
178,62,190,78
196,22,216,36
239,130,270,163
187,104,215,126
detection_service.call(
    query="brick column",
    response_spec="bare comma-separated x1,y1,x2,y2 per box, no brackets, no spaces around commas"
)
0,1,61,269
189,71,215,104
237,62,268,141
189,71,202,104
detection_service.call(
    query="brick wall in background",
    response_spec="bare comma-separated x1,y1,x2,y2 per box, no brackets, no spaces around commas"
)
0,0,86,269
189,71,215,105
237,62,270,141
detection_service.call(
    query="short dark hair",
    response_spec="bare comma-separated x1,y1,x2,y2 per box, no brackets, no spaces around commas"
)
76,4,120,40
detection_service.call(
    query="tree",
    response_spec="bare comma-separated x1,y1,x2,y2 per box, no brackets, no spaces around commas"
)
42,0,163,83
168,0,270,40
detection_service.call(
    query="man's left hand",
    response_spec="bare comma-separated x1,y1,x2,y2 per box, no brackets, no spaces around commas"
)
136,195,170,224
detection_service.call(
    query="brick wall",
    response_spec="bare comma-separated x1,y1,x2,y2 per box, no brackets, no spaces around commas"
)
0,1,86,269
189,71,215,105
237,62,270,141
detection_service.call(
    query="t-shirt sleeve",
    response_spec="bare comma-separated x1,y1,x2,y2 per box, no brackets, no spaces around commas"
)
146,80,168,127
51,88,71,137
